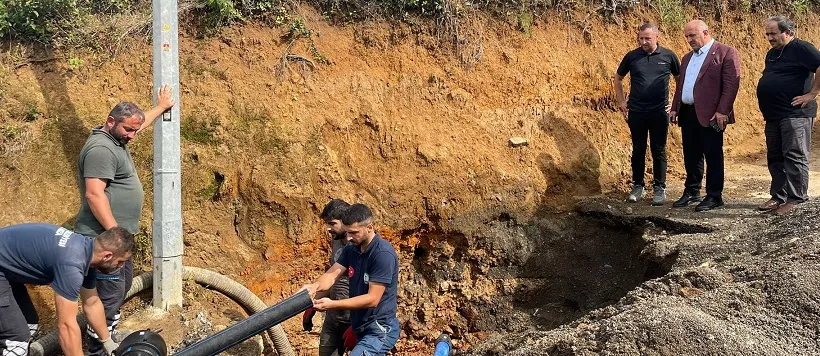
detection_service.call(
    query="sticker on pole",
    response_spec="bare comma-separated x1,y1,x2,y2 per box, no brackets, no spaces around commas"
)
163,112,172,122
162,24,171,32
163,42,171,51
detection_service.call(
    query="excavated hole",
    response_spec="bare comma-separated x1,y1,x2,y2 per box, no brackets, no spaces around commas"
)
404,211,711,340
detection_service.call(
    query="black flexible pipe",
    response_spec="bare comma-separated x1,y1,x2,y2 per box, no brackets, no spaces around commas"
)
173,290,313,356
31,268,294,356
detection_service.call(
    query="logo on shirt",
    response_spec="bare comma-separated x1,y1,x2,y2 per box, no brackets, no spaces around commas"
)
364,273,370,284
55,227,73,247
348,267,355,278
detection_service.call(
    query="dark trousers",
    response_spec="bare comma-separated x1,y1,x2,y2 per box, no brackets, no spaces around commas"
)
628,110,669,188
679,104,725,198
766,117,813,204
87,260,133,356
0,274,39,356
319,316,351,356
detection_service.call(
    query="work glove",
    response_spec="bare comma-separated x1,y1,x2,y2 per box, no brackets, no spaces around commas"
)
302,307,317,331
343,326,357,351
101,337,119,356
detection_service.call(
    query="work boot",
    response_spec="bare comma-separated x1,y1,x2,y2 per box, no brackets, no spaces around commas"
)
652,186,666,206
626,185,646,202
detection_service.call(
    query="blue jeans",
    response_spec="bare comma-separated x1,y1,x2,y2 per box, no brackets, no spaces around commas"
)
350,317,400,356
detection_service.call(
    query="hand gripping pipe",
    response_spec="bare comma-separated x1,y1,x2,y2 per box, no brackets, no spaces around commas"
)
173,290,312,356
29,266,298,356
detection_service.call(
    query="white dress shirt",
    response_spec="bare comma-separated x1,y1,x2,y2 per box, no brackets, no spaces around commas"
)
681,39,715,105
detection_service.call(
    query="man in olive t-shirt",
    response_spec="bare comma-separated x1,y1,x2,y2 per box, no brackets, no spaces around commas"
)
74,85,174,355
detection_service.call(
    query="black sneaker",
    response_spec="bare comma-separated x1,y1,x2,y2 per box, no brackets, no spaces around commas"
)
673,192,702,208
695,196,724,211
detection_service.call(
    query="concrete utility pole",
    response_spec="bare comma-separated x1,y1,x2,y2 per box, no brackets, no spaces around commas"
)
151,0,183,309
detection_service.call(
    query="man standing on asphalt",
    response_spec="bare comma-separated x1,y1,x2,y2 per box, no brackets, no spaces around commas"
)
0,223,135,356
74,85,175,355
669,20,741,211
301,203,400,356
303,199,354,356
615,22,681,205
756,15,820,216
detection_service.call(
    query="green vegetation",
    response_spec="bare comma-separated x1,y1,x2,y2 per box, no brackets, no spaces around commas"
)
792,0,811,13
181,111,221,145
284,17,329,64
68,56,84,71
1,124,22,140
24,103,42,121
1,0,817,49
231,101,290,154
519,10,534,38
654,0,686,31
2,0,84,43
197,171,225,201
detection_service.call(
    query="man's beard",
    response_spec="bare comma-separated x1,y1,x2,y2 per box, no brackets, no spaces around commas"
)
113,133,130,145
110,124,132,144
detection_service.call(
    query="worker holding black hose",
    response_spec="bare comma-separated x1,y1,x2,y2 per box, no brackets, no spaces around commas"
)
300,203,400,356
0,223,135,356
303,199,354,356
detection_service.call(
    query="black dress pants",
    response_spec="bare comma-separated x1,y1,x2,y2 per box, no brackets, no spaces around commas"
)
628,110,669,188
679,104,724,198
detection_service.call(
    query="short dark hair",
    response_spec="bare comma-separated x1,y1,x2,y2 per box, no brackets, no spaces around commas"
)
108,102,145,123
341,203,374,226
639,22,658,34
320,199,350,221
95,226,137,257
767,15,795,34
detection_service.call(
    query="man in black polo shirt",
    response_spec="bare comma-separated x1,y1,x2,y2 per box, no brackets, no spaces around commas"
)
301,204,400,356
615,22,681,205
756,15,820,216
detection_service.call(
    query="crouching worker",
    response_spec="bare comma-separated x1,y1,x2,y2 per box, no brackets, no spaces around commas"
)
300,204,400,356
0,223,134,356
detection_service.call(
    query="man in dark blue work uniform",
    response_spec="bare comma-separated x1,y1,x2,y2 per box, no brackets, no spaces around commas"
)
301,204,400,356
0,223,135,356
614,22,681,206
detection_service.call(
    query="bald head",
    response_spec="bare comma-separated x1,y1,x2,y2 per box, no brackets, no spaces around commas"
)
684,20,712,51
685,20,708,32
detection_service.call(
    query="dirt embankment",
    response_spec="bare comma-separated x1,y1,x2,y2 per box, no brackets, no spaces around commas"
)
2,6,820,354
